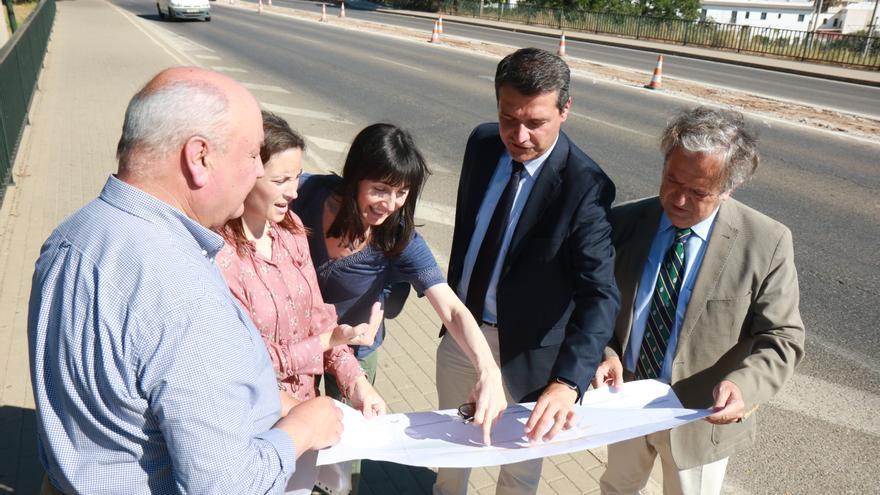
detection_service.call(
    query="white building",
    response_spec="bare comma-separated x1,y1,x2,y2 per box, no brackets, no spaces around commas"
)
815,1,879,33
700,0,817,30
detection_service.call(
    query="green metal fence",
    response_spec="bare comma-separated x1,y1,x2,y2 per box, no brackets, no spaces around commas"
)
439,0,880,69
0,0,55,203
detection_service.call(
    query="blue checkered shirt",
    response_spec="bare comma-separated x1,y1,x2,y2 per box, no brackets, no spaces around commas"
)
28,176,297,494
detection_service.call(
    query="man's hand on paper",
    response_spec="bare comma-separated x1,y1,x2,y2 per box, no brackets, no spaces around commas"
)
349,375,387,419
591,355,624,389
468,366,507,446
277,396,344,458
524,382,578,443
705,380,745,424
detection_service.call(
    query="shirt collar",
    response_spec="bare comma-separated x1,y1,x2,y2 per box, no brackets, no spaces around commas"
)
658,205,720,243
100,175,226,258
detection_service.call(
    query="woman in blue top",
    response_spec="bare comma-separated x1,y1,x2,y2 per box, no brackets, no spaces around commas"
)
294,123,506,443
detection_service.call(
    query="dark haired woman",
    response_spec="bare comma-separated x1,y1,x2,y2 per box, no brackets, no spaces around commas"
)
216,111,386,419
293,123,507,442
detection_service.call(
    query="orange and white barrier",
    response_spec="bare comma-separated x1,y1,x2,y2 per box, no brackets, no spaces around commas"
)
339,2,346,17
438,14,444,34
429,20,440,43
257,0,263,13
321,3,327,22
645,55,663,90
557,32,566,57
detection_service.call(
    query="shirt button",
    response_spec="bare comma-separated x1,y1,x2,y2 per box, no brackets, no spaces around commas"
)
201,249,208,257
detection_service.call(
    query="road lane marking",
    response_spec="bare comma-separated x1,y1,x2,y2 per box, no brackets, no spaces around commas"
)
371,56,427,73
571,111,653,138
261,102,355,125
771,372,880,437
305,136,350,153
241,82,290,94
415,200,456,227
211,66,248,73
194,54,222,60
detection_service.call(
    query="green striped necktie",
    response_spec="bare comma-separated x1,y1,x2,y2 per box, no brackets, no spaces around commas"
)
636,227,693,380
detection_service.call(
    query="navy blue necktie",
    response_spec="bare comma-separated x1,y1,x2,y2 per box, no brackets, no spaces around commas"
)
465,161,524,324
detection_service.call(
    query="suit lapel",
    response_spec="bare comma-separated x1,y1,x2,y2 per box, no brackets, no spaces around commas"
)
676,200,741,347
615,200,663,349
449,136,506,285
502,133,569,268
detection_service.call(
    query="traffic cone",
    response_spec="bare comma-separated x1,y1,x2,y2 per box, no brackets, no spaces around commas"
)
438,14,444,34
257,0,263,13
321,3,327,22
267,0,272,6
339,2,345,17
645,55,663,90
429,20,440,43
557,32,566,57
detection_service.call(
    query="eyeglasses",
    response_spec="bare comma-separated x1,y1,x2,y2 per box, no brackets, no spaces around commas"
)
457,402,476,423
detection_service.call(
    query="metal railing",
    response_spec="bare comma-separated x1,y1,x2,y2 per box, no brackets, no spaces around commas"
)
0,0,55,203
438,0,880,69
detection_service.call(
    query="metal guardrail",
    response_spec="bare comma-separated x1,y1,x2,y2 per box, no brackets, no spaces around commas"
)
1,0,55,203
438,0,880,69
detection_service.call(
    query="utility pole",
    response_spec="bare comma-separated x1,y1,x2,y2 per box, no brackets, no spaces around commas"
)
867,0,879,36
809,0,825,32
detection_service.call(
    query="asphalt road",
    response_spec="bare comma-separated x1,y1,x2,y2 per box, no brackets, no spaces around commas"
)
240,0,880,118
118,2,880,492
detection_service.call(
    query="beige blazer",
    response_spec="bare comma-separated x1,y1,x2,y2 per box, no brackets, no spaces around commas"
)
606,197,805,469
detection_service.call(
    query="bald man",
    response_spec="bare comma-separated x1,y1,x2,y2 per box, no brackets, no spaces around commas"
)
28,67,342,495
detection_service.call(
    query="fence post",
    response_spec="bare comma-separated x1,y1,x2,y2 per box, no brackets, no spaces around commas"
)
499,1,504,21
636,15,642,39
799,31,812,60
4,0,17,32
683,20,691,45
559,7,563,29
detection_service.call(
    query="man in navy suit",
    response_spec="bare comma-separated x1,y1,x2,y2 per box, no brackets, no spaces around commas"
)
434,47,620,495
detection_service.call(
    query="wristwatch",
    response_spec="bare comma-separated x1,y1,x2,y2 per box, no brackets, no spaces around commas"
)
553,376,579,394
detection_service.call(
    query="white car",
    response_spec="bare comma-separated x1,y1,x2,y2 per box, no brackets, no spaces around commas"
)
157,0,211,21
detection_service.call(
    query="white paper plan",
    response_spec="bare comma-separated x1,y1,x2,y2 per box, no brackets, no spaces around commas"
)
316,379,711,468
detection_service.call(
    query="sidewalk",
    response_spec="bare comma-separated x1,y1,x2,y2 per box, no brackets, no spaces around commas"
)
0,1,657,494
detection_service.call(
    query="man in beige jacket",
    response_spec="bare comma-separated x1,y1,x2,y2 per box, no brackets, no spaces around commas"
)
595,106,805,495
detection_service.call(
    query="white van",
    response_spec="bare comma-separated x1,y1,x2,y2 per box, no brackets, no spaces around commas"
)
157,0,211,21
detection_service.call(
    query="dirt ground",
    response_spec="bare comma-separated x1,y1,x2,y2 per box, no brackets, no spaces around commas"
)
239,4,880,142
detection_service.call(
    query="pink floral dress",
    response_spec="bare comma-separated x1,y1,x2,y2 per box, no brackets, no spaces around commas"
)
216,215,364,401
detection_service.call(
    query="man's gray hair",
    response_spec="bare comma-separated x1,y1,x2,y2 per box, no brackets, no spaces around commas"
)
660,106,759,193
116,79,230,174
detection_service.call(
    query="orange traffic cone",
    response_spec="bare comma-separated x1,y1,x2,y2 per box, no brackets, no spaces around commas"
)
321,3,327,21
429,20,440,43
257,0,263,13
438,14,444,34
339,2,345,17
645,55,663,90
557,32,566,57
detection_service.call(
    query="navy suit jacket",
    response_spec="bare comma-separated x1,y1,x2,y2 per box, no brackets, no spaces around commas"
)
446,123,620,402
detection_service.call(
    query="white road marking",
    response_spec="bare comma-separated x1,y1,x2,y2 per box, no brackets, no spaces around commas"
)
306,136,350,153
211,66,248,73
415,200,456,227
261,102,355,125
194,54,222,60
571,111,654,138
241,82,290,94
771,372,880,437
371,56,427,73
